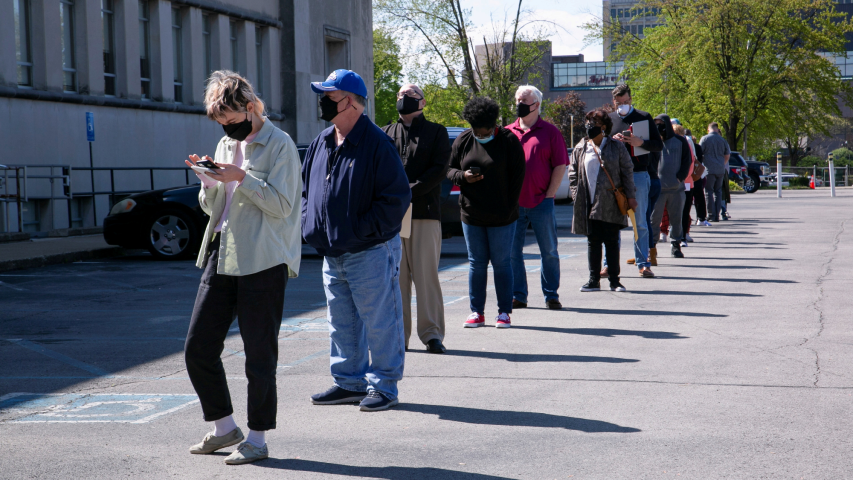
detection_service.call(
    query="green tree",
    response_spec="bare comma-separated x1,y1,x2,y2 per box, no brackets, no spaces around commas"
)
542,91,586,148
830,147,853,167
373,28,403,126
584,0,853,153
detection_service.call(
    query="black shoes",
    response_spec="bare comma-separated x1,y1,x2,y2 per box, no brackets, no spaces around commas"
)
359,391,399,412
512,299,527,309
580,280,601,292
310,386,367,405
610,282,627,292
546,299,562,309
426,338,446,354
671,242,684,258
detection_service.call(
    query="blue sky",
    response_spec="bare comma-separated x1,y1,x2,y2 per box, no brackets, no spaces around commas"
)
466,0,604,61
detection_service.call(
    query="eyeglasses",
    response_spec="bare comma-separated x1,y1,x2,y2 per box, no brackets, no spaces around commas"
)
396,91,423,100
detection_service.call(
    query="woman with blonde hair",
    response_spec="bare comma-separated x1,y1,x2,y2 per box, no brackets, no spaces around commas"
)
183,70,302,465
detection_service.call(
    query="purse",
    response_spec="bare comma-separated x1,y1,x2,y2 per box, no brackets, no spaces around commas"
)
591,142,630,216
692,161,706,182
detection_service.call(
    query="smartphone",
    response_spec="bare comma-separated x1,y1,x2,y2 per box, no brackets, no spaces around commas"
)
469,167,481,175
196,159,220,169
622,130,632,137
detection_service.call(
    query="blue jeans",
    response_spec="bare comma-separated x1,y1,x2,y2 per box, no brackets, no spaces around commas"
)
604,172,651,269
322,237,405,401
462,222,515,315
647,177,661,249
511,198,560,303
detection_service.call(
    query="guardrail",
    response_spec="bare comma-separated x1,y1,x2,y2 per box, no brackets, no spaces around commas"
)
0,165,197,233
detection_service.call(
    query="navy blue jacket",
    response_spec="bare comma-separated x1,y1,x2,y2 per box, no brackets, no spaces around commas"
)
301,114,412,257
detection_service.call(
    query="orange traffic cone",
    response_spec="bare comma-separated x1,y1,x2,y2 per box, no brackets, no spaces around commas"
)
809,177,815,189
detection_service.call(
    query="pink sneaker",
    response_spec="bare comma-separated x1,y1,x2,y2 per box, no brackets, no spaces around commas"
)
495,313,511,329
464,313,485,328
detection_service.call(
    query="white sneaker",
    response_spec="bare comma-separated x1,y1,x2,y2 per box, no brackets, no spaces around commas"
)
685,234,694,243
701,220,712,227
680,241,688,247
660,233,668,243
695,219,702,226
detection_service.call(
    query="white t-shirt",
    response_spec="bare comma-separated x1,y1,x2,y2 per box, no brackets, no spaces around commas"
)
584,139,604,202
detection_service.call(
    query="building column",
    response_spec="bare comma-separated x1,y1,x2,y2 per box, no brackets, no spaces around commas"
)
148,0,174,102
115,0,141,99
242,22,257,88
77,0,104,95
266,27,281,113
185,7,204,105
30,0,63,92
212,14,230,72
0,0,15,87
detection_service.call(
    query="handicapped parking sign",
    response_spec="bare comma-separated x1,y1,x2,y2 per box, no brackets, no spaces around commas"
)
0,393,199,423
86,112,95,142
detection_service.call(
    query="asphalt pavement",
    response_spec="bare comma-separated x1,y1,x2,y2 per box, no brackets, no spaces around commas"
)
1,189,851,479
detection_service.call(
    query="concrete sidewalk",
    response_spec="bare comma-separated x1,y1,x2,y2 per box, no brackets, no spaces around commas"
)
0,234,125,273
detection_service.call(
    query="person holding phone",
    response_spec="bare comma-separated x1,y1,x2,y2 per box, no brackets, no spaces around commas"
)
182,70,302,465
447,97,525,329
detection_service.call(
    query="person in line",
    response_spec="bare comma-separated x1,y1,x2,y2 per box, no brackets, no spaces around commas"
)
646,142,662,267
570,109,637,292
448,97,525,329
508,85,569,310
649,115,693,259
381,84,451,354
673,123,696,246
302,70,411,412
699,122,731,222
686,130,710,227
608,84,663,278
183,71,303,465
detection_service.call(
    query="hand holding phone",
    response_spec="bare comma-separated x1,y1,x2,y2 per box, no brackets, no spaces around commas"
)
622,130,632,137
465,167,483,183
470,167,481,175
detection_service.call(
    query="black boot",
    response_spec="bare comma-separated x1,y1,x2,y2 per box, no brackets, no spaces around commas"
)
671,241,684,258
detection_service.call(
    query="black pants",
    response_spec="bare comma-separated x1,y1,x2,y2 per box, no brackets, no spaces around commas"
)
587,219,621,283
692,178,707,221
185,236,287,431
682,186,696,235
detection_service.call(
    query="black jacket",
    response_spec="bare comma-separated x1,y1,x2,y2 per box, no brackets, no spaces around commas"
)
447,128,526,227
608,107,664,172
382,114,451,221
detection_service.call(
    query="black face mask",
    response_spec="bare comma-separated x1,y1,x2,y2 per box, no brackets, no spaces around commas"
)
396,95,422,115
516,102,536,118
222,113,253,141
657,123,668,138
586,124,602,140
319,95,348,122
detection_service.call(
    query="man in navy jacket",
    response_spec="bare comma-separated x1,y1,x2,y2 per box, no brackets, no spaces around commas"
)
302,69,411,412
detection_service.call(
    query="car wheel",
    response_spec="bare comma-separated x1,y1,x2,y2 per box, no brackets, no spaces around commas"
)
147,209,197,260
744,173,759,193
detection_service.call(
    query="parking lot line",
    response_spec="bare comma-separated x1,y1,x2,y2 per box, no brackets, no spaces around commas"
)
5,339,112,377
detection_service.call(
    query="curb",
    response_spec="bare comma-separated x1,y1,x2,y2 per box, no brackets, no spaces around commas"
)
0,246,127,273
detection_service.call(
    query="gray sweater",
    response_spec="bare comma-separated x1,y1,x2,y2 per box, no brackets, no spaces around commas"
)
654,115,693,191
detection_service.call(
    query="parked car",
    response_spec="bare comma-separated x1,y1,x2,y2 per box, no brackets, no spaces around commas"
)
745,159,770,192
727,152,748,189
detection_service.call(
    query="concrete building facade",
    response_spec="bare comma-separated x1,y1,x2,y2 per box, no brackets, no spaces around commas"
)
1,0,373,232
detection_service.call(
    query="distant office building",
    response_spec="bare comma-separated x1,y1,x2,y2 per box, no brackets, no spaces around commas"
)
1,0,372,232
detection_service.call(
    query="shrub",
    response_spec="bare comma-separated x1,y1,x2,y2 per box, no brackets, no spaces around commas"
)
729,180,743,191
788,176,811,187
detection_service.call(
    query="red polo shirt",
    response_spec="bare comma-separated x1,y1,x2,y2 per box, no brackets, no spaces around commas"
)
508,117,569,209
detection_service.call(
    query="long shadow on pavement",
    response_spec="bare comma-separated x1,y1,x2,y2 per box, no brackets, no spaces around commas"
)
394,403,642,433
565,307,726,318
660,276,796,284
628,290,761,297
511,326,687,339
436,350,639,363
688,257,791,261
664,264,775,269
256,460,517,479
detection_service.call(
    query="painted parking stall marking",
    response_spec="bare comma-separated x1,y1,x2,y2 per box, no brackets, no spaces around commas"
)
0,393,199,423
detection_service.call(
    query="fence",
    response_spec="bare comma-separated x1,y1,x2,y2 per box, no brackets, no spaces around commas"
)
0,165,197,233
771,165,850,187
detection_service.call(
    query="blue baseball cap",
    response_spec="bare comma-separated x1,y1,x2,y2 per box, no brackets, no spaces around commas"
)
671,118,682,125
311,69,368,98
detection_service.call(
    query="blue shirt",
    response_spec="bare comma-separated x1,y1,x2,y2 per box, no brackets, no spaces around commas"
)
301,114,412,257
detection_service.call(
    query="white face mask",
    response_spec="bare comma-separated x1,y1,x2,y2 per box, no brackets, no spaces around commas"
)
617,104,632,116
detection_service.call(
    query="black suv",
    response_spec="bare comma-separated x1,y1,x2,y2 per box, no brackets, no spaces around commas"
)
744,159,770,193
727,152,748,190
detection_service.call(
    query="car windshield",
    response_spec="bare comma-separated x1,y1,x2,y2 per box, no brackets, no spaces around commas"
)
728,153,746,166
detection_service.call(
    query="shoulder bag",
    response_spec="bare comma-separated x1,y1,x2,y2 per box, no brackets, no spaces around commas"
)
591,142,630,216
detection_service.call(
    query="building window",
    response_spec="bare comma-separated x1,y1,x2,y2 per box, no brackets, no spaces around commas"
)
230,20,238,72
14,0,33,87
139,0,151,99
638,25,644,36
102,0,116,96
611,8,616,18
617,8,623,18
60,0,77,92
172,7,183,103
255,27,264,98
202,13,212,78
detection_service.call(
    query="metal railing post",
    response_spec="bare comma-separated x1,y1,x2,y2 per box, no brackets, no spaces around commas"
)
16,167,23,232
776,152,782,198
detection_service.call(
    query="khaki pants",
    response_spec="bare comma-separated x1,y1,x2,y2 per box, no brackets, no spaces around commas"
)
400,219,445,346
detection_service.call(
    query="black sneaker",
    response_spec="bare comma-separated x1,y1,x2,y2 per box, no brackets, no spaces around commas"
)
512,299,527,309
359,390,399,412
671,243,684,258
311,386,366,405
580,280,600,292
610,282,627,292
426,338,446,354
546,299,562,309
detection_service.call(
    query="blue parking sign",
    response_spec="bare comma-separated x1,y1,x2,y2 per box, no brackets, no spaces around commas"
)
86,112,95,142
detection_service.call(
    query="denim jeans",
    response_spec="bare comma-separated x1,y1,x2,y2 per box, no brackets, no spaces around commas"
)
322,236,405,401
511,198,560,303
605,172,651,269
705,172,725,220
462,222,515,315
647,177,662,249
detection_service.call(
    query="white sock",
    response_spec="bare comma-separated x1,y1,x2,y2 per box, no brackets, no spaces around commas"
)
213,415,238,436
245,429,266,448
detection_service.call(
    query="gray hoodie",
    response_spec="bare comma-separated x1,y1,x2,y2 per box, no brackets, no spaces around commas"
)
653,114,692,191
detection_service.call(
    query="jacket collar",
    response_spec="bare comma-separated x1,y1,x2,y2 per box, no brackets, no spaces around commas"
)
223,117,275,147
324,114,370,148
509,116,542,134
398,113,425,129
